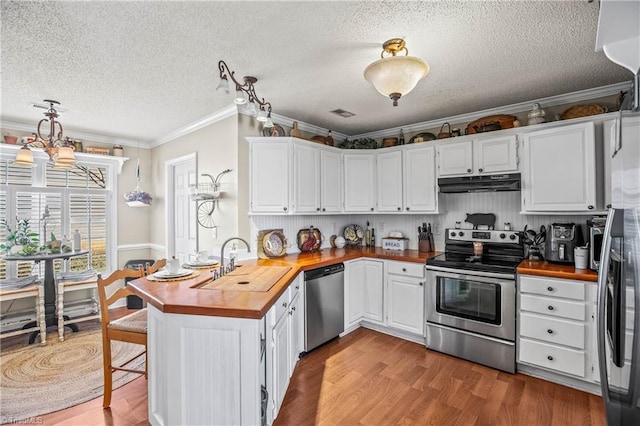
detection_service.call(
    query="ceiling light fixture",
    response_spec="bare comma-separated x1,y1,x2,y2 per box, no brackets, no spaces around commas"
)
217,60,273,127
364,38,429,106
14,100,76,168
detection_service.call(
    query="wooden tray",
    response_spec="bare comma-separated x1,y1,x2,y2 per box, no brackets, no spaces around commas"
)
465,114,518,134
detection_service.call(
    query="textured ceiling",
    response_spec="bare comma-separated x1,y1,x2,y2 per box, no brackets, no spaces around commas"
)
0,1,632,143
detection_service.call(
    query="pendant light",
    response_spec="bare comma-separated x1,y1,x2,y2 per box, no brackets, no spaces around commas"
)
364,38,429,106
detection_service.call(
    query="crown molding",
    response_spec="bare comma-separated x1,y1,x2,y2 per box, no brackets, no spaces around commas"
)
150,104,238,148
248,110,349,141
351,81,633,139
0,119,147,148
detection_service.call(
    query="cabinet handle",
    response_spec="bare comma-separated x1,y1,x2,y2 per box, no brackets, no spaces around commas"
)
547,355,554,361
588,205,594,210
467,169,472,173
289,311,292,316
478,168,483,172
548,305,554,311
547,329,553,334
547,286,553,292
397,207,401,211
283,302,288,308
283,207,288,212
291,306,296,311
606,204,612,209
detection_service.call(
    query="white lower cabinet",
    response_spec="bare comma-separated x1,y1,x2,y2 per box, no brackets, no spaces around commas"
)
344,259,385,326
363,260,385,324
517,275,598,384
345,260,365,328
266,275,303,424
386,261,425,336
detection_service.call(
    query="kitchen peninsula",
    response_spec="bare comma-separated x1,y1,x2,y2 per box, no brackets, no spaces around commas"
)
128,247,438,426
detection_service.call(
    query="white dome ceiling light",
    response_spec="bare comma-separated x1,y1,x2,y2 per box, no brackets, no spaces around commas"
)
364,38,429,107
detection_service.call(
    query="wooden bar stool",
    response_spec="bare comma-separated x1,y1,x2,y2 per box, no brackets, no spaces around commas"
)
0,283,46,345
97,266,147,408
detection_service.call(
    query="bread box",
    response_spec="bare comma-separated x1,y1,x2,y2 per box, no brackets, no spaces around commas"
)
381,237,409,251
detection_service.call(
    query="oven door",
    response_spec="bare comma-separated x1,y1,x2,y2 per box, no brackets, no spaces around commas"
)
426,266,515,341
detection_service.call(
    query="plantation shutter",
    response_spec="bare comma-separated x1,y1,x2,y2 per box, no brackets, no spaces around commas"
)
69,193,107,272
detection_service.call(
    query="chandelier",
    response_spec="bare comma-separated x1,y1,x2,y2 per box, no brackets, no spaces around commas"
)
13,100,76,168
216,60,274,128
364,38,430,106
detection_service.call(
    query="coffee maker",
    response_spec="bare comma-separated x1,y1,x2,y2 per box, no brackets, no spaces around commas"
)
545,223,583,264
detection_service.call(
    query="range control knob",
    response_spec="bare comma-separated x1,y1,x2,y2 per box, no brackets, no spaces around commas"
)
458,231,465,237
450,232,456,238
499,233,506,239
509,234,516,240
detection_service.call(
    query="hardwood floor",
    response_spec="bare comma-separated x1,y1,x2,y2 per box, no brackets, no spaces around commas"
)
35,326,605,425
274,328,606,426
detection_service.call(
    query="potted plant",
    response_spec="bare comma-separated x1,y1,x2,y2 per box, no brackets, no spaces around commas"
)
0,218,40,255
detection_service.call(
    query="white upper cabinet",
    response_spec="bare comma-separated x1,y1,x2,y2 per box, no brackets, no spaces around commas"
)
475,135,518,174
376,150,403,212
438,135,518,177
403,145,438,213
438,140,474,176
250,140,290,213
320,149,342,213
292,142,320,213
343,152,376,212
521,122,597,212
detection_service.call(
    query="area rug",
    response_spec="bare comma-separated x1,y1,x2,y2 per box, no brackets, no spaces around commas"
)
0,330,145,424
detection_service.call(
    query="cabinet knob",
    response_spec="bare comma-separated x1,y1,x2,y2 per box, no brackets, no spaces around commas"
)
317,207,320,211
588,205,594,210
547,329,553,334
402,268,407,272
467,169,472,173
283,302,288,308
296,285,299,289
478,168,483,172
371,207,374,211
548,305,554,311
547,355,554,361
406,207,410,211
607,204,612,209
289,311,292,315
283,207,288,212
397,207,401,211
547,287,553,292
322,208,326,212
291,306,296,311
419,282,424,286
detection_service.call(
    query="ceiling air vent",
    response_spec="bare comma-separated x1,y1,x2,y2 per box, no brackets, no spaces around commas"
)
330,109,356,118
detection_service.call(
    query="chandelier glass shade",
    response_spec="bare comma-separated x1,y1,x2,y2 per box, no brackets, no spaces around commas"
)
364,39,429,106
217,60,273,127
13,145,35,167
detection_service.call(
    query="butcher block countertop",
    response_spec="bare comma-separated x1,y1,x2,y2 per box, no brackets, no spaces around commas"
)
517,260,599,282
127,247,439,319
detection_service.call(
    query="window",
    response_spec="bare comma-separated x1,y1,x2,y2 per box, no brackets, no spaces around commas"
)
0,156,119,280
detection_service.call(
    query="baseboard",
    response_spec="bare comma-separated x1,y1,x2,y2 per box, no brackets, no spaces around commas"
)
339,320,426,346
517,363,602,395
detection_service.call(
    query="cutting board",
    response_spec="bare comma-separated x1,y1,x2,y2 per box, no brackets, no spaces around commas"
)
199,265,291,292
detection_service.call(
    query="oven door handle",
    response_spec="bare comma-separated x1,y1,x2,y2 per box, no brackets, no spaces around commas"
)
425,265,515,282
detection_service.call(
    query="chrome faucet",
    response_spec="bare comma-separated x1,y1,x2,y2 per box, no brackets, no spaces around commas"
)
220,237,251,271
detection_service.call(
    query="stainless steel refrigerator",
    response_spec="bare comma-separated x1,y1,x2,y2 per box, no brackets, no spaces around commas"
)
597,107,640,424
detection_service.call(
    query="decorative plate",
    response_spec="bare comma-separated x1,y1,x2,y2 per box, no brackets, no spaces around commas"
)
343,224,364,244
408,132,437,144
183,260,219,269
262,124,286,137
263,231,287,257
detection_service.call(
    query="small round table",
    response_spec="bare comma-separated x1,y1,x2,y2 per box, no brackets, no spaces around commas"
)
3,250,89,343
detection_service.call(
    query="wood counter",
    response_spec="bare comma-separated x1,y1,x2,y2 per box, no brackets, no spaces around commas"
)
127,247,439,319
517,260,599,282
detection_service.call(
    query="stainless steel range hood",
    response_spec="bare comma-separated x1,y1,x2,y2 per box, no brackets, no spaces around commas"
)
438,173,521,193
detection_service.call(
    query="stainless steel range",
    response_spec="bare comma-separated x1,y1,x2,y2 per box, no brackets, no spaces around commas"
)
425,229,524,373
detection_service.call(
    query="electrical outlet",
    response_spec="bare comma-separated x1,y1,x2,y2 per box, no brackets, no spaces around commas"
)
212,227,218,239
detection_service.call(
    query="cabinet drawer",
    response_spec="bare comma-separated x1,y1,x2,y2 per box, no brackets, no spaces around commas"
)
519,275,586,301
519,338,586,378
387,262,424,278
273,287,291,321
520,294,586,321
520,312,586,349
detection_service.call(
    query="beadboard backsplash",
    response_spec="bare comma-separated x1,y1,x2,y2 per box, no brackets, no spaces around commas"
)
250,192,596,253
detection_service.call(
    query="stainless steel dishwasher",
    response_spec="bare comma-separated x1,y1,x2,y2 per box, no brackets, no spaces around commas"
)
304,263,345,352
